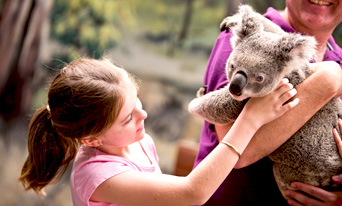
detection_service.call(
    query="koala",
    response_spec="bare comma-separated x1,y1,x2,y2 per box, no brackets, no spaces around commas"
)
188,5,342,199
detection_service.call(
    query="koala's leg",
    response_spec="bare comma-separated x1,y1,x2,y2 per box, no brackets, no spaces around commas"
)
188,85,245,125
272,163,298,200
270,98,342,200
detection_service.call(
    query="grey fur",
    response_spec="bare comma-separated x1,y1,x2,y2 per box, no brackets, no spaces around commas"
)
188,5,342,199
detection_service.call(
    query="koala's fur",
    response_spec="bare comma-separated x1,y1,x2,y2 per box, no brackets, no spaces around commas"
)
188,5,342,199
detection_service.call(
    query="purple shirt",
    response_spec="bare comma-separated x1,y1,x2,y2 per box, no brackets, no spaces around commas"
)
194,7,342,206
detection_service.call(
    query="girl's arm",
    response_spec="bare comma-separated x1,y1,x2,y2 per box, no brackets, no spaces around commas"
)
215,61,342,168
90,79,298,206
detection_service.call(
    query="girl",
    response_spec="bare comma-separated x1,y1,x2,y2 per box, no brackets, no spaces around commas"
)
19,57,299,206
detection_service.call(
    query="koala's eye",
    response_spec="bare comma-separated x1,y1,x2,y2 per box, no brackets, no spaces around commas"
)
284,47,292,53
230,64,234,70
256,75,264,82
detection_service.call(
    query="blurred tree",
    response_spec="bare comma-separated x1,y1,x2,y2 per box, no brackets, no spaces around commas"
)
225,0,248,16
224,0,286,15
178,0,194,46
133,0,185,45
333,23,342,47
50,0,135,61
250,0,285,13
0,0,53,126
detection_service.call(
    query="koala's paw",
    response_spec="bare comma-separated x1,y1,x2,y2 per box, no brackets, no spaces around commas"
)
220,15,240,31
196,86,207,98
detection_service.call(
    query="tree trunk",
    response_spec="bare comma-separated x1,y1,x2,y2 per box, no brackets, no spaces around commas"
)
226,0,249,16
0,0,53,126
177,0,194,46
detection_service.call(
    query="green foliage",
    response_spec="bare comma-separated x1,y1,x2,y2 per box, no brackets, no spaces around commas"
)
181,1,225,54
129,0,226,54
49,0,227,59
333,24,342,47
249,0,286,13
50,0,341,62
51,0,136,60
131,0,184,35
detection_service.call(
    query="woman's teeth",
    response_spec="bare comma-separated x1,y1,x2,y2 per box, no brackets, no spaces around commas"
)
309,0,331,6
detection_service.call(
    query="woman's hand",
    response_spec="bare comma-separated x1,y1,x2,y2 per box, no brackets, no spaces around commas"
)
285,182,342,206
285,118,342,206
333,118,342,158
242,78,299,129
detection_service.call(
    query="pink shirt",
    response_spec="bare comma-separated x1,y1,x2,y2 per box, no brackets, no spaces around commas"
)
70,134,162,206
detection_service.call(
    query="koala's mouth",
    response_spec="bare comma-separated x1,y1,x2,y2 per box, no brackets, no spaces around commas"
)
231,94,249,101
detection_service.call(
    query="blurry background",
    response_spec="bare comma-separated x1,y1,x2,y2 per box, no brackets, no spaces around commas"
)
0,0,341,205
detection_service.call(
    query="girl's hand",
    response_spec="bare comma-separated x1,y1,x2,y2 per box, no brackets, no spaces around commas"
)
242,78,299,129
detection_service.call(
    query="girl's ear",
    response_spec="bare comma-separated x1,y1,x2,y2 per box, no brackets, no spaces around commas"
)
81,137,102,147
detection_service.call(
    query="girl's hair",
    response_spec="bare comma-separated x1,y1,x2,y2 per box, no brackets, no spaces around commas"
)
19,58,137,195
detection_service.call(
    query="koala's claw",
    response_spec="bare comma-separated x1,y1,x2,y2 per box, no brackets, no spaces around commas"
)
196,86,207,97
220,17,231,31
220,16,240,31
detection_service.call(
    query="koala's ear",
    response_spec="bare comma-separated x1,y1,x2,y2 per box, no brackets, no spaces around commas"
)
230,5,263,48
277,33,317,61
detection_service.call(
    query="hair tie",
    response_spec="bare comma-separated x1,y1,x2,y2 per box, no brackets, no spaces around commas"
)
46,105,51,113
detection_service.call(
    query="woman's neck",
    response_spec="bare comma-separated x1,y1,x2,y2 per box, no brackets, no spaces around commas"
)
314,44,327,62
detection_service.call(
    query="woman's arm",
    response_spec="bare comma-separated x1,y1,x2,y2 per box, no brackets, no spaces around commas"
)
90,80,298,206
215,61,342,168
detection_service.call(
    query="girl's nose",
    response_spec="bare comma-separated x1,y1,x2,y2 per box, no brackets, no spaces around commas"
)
136,98,147,120
143,109,148,119
139,109,148,121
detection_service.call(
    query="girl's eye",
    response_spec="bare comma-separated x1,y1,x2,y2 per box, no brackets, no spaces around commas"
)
125,115,133,123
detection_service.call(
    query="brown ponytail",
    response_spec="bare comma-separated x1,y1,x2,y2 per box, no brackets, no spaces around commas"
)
18,58,135,195
19,106,79,195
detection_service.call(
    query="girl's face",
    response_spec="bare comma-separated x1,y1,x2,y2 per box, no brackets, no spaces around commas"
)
97,79,147,150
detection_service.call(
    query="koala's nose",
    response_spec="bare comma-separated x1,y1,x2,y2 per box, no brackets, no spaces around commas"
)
229,71,247,96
